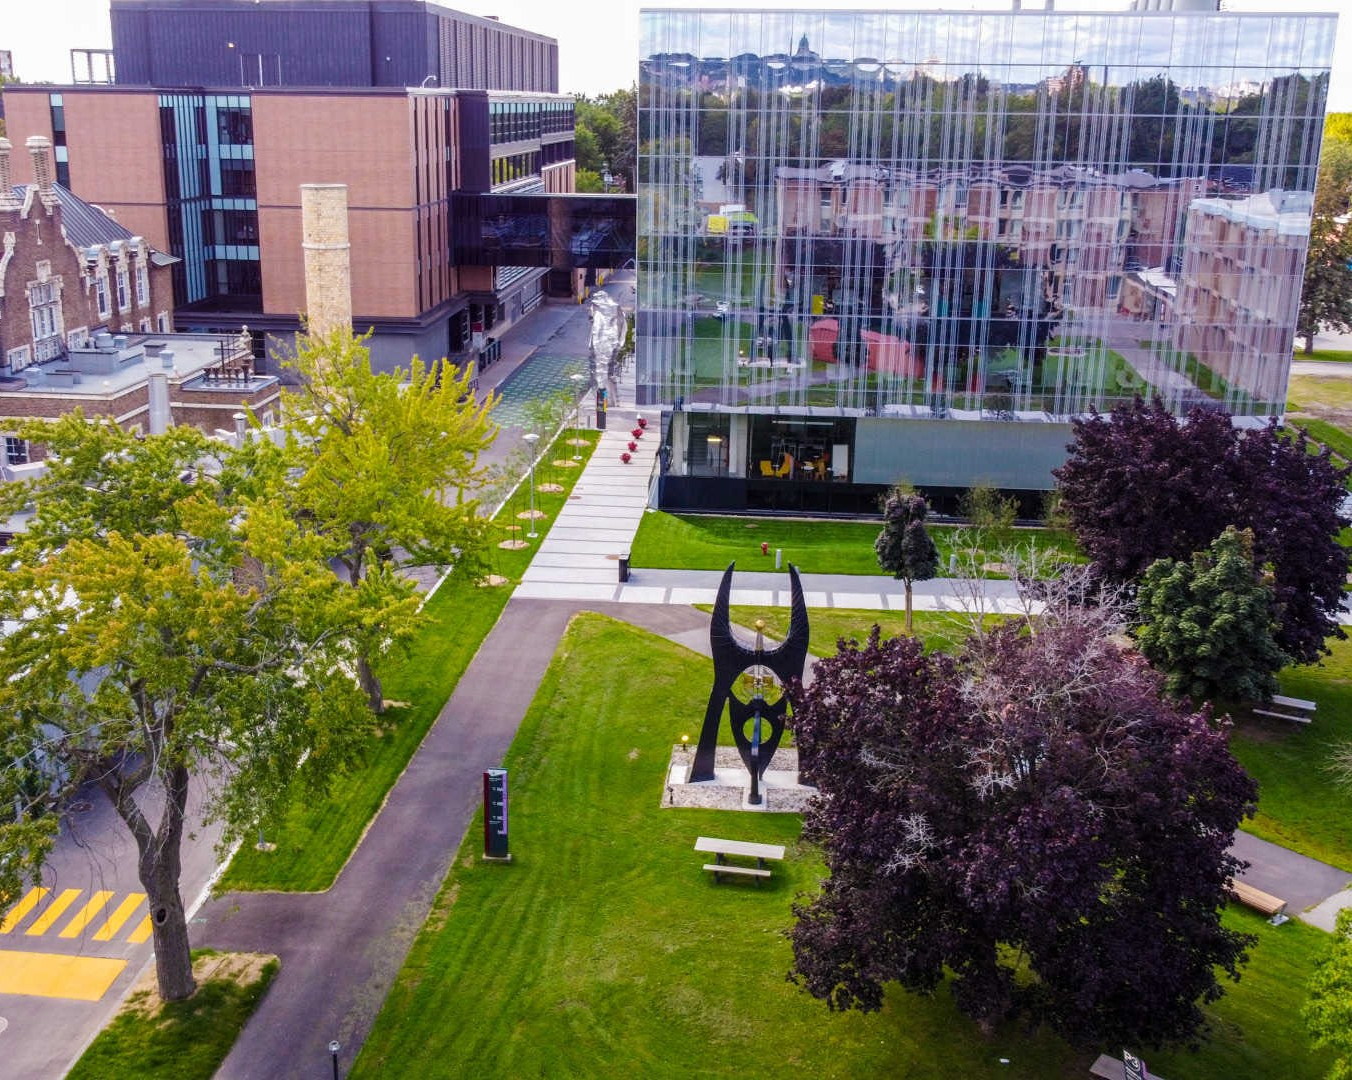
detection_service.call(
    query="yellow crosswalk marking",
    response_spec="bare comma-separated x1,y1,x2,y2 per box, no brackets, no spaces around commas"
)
1,887,51,934
92,893,147,942
128,915,153,944
0,950,126,1001
59,890,114,938
25,888,81,936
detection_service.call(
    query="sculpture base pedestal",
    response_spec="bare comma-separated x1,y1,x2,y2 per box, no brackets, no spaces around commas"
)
663,745,815,813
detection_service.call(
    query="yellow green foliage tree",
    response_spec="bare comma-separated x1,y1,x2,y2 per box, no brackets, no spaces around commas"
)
283,329,497,710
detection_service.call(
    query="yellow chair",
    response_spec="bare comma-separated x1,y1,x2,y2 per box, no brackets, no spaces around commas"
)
759,459,775,477
774,453,794,479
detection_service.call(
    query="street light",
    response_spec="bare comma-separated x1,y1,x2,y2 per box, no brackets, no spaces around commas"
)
569,372,586,460
329,1040,341,1080
523,432,540,538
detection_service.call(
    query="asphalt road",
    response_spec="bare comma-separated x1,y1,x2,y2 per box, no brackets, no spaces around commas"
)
0,777,223,1079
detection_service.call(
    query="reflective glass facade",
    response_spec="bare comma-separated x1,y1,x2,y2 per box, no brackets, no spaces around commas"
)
638,8,1334,442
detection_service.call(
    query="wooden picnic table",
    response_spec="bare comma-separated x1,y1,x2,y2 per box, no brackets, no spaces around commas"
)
695,836,786,865
695,836,786,884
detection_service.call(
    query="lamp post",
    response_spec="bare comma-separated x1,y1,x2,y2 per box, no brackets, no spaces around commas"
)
569,371,585,460
523,432,540,538
329,1040,341,1080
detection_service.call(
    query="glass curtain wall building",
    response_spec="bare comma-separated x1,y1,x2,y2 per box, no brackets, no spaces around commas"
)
638,7,1335,512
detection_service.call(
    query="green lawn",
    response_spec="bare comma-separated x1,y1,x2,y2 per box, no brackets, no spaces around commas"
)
1288,374,1352,413
1231,638,1352,871
1290,416,1352,466
354,614,1335,1080
69,952,278,1080
722,605,989,657
1294,349,1352,364
219,430,598,892
630,511,1080,576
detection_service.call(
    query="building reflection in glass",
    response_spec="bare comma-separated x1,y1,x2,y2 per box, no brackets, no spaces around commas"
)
637,7,1333,447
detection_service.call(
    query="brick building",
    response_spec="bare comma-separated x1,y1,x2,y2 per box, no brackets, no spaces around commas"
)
0,135,279,465
1,1,577,372
0,135,175,375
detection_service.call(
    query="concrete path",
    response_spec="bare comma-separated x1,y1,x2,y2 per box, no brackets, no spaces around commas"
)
198,597,712,1078
1230,831,1352,926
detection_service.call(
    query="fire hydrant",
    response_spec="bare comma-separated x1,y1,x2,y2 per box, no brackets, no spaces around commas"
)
761,541,769,556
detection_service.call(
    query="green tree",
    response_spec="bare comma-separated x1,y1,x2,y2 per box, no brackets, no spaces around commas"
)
875,486,940,633
960,482,1019,540
0,414,375,1002
284,329,497,711
1135,527,1288,704
1304,907,1352,1080
1297,214,1352,354
575,88,636,190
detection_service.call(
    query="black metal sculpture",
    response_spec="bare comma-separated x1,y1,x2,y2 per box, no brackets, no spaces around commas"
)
690,563,810,803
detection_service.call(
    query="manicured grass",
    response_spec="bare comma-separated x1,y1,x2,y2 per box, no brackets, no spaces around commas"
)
68,951,278,1080
1230,638,1352,871
1150,908,1335,1080
355,614,1335,1080
630,511,1080,576
1294,349,1352,364
219,430,598,892
1290,416,1352,465
722,605,990,657
1287,374,1352,413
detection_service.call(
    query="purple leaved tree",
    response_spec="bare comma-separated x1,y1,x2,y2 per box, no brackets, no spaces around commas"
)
1055,396,1350,664
789,611,1257,1049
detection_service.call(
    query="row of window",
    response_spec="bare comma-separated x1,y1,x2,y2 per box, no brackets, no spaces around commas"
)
91,264,151,321
492,151,541,188
489,98,574,144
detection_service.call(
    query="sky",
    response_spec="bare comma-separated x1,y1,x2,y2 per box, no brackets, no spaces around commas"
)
4,0,1350,109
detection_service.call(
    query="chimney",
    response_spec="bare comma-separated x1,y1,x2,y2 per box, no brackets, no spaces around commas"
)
300,183,353,342
25,135,59,211
0,138,19,211
147,371,172,435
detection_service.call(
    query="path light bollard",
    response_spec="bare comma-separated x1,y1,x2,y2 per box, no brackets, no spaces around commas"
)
329,1040,340,1080
523,432,540,539
775,549,782,569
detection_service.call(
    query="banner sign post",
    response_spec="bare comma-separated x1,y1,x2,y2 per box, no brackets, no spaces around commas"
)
483,769,510,861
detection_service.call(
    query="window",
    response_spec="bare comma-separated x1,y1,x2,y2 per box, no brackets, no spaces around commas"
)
5,437,29,466
28,280,63,344
157,311,171,332
95,273,110,318
140,317,152,332
6,345,33,372
136,263,149,306
67,326,89,349
116,268,130,312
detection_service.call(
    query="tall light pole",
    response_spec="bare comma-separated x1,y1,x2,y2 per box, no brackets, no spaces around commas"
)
523,431,540,538
569,371,585,460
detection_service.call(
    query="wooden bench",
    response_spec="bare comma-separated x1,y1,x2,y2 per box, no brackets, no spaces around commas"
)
1228,879,1289,925
703,863,772,884
1252,694,1316,725
695,836,785,885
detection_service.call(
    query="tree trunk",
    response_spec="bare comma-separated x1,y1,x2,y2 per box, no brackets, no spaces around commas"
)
143,850,196,1002
905,579,914,633
358,654,384,714
1305,332,1316,355
122,762,196,1001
